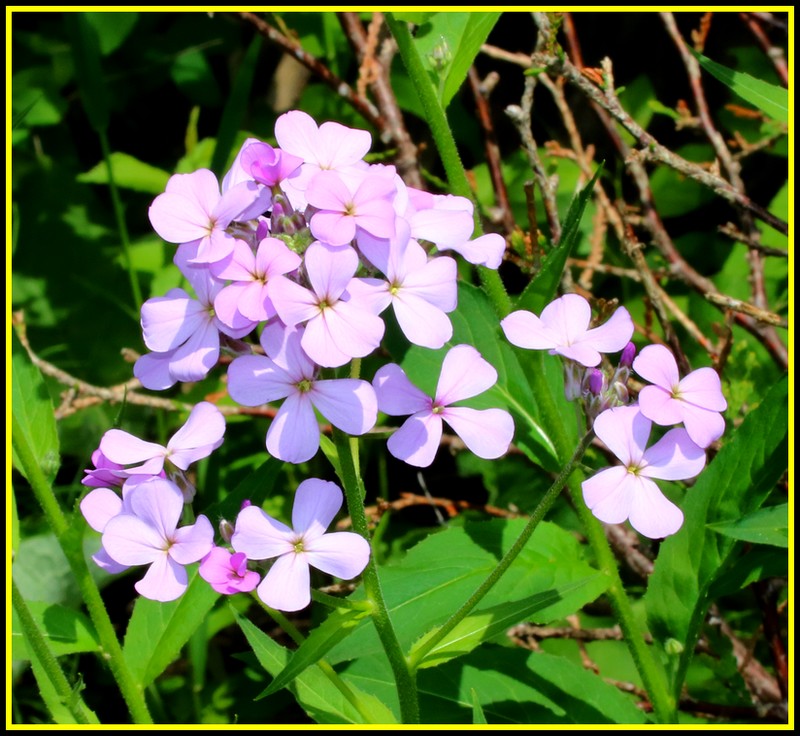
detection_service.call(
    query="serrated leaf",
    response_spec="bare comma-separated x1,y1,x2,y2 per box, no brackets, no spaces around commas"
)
692,50,788,123
122,570,219,687
11,330,60,484
12,601,100,661
77,153,170,194
707,503,788,548
233,608,397,724
410,574,608,669
258,607,371,698
645,375,788,687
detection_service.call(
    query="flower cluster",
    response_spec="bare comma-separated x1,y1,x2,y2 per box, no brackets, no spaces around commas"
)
502,293,727,538
81,111,515,609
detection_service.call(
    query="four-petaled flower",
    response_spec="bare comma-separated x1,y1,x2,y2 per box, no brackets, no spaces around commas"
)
501,293,634,367
199,547,261,595
633,344,727,449
581,405,707,539
232,478,371,611
373,344,515,468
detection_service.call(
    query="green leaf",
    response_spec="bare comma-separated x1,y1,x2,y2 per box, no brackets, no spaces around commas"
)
77,153,170,194
170,49,222,108
12,601,100,661
515,166,602,316
64,13,109,133
413,12,502,109
122,570,219,688
328,520,606,666
83,11,138,55
258,607,371,698
707,503,788,548
471,688,488,724
11,330,60,484
645,375,788,688
233,608,397,724
409,575,608,669
692,50,788,123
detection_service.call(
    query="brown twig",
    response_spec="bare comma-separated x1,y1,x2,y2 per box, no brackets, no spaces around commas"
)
739,12,789,86
238,12,386,135
337,12,423,188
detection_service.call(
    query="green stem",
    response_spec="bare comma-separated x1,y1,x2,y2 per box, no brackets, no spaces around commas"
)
385,13,512,319
529,355,677,722
332,428,419,724
12,417,153,724
408,429,594,670
98,130,143,313
12,578,96,724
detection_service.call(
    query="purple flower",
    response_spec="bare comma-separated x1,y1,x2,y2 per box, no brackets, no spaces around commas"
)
211,236,302,327
501,293,634,368
306,170,397,246
582,405,707,538
633,344,727,449
148,169,266,264
227,322,377,464
199,547,260,595
373,344,515,468
269,242,385,367
101,478,214,601
80,487,130,574
355,220,457,349
99,401,225,477
231,478,371,612
136,245,257,388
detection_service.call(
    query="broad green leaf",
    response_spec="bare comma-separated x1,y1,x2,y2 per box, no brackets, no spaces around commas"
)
515,166,602,317
413,12,502,108
645,375,788,687
11,534,78,608
123,570,219,688
233,608,397,724
258,607,372,698
708,546,788,597
344,645,647,724
170,49,221,108
12,601,100,661
11,330,60,484
77,153,170,194
328,520,606,666
84,11,138,54
409,575,608,669
707,503,788,548
692,50,788,123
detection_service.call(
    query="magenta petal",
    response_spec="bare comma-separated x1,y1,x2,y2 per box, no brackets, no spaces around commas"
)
442,407,514,460
135,554,188,602
291,478,343,539
372,363,430,416
387,412,442,468
435,345,497,406
305,532,371,579
199,547,238,585
232,505,294,560
258,553,311,612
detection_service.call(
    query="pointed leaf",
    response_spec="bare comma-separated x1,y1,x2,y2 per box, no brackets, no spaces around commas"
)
707,503,788,548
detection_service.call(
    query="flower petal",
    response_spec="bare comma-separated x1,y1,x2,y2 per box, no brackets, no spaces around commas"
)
291,478,343,539
442,407,514,460
305,532,371,579
266,392,322,464
232,505,295,560
387,412,442,468
641,427,706,481
310,379,377,435
372,363,430,416
135,553,188,602
167,402,225,469
592,406,651,467
257,552,311,612
435,345,497,406
633,344,680,391
80,488,123,533
170,514,214,564
627,479,684,539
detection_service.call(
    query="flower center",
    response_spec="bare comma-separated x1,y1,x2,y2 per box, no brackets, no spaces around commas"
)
296,379,312,393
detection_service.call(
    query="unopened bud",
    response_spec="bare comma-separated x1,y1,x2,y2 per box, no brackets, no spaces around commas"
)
219,518,235,544
620,341,636,369
588,369,605,396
